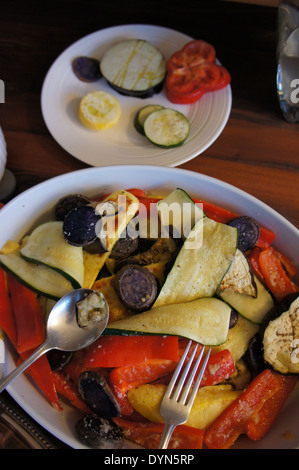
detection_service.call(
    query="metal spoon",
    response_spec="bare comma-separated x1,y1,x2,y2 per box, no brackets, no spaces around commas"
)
0,288,109,393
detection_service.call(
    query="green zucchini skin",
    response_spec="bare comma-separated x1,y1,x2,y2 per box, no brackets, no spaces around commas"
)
154,217,238,307
157,187,204,240
134,105,164,136
105,297,232,346
143,108,190,148
0,250,73,300
218,276,274,324
20,221,84,289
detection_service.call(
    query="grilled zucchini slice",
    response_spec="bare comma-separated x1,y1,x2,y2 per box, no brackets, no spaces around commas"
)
20,221,84,288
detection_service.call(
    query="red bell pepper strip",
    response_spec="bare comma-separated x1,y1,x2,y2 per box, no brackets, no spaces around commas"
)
0,268,17,347
194,198,276,248
109,359,178,415
7,274,45,354
203,369,289,449
18,351,61,410
248,246,265,283
113,418,204,449
198,349,235,387
275,249,297,279
259,247,299,301
245,374,298,441
52,370,91,413
84,335,179,368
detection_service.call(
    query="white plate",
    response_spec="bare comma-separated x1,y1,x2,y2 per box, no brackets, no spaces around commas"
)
41,24,232,167
1,165,298,449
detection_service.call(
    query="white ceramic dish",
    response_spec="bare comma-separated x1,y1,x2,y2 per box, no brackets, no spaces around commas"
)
1,165,298,449
41,24,231,168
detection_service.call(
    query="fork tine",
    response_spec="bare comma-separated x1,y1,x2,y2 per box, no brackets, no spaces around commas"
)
178,344,206,404
172,342,201,402
164,339,192,399
187,347,211,406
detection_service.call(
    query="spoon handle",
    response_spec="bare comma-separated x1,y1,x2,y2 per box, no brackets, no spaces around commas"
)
0,341,51,393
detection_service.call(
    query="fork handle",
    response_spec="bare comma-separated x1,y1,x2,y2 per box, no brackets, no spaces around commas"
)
158,423,176,449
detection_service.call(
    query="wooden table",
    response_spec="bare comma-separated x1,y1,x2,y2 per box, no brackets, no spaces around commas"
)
0,0,298,448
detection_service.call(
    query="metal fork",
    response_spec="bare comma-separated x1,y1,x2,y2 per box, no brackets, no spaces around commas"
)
158,340,211,449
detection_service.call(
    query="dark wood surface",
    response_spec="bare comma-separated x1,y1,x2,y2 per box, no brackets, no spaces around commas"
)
0,0,298,449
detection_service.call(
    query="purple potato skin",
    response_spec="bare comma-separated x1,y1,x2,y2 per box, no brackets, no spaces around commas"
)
72,56,102,82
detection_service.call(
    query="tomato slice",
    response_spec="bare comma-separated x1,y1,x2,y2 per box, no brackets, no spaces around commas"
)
165,85,206,104
165,40,230,104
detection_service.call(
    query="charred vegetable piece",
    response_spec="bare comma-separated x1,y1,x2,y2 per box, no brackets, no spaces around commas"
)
54,194,91,221
72,56,101,82
47,350,73,371
63,205,100,247
76,414,124,449
110,226,139,260
114,264,158,312
227,216,260,252
229,309,239,329
245,334,266,374
78,370,121,417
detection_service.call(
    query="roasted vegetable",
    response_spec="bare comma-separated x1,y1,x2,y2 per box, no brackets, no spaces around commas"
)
134,104,164,135
72,56,101,82
263,295,299,374
113,264,158,312
227,216,260,252
54,194,91,221
218,249,257,297
63,205,100,247
143,108,190,148
47,350,73,371
100,39,166,98
78,370,121,417
76,414,124,449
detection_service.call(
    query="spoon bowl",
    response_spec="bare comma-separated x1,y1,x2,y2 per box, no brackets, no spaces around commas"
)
0,288,109,393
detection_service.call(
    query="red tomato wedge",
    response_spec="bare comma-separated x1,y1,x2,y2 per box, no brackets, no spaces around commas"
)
165,40,231,104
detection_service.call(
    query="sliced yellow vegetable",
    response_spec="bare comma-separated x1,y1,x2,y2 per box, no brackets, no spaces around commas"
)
127,384,241,430
79,90,121,130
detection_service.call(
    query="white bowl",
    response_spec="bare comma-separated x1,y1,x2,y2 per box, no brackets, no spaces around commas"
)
0,165,298,449
0,127,7,181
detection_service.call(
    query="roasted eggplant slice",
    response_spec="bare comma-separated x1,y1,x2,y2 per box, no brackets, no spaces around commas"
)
227,216,260,252
113,264,158,312
100,39,166,98
54,194,91,221
47,350,73,371
72,56,102,82
263,295,299,374
78,370,121,417
76,414,123,449
218,249,257,297
63,205,100,247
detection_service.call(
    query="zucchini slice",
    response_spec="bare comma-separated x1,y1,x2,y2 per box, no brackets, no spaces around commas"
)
20,221,84,289
218,275,274,324
0,250,73,299
154,217,238,307
134,104,164,135
106,297,232,346
157,188,204,240
144,108,190,148
100,39,166,98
